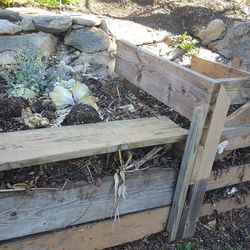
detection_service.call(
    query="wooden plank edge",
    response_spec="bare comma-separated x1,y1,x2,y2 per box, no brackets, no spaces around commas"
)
1,196,249,250
191,56,250,78
218,77,250,105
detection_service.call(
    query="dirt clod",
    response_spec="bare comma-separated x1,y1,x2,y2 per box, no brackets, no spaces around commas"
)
62,104,102,125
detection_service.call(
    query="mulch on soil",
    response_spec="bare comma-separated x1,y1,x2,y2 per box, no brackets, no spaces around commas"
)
107,208,250,250
0,75,249,194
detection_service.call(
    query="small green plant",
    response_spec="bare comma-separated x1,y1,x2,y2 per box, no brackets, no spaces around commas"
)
176,238,202,250
175,32,199,55
3,50,66,99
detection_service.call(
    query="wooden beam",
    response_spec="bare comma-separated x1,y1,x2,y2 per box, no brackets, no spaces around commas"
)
191,56,250,78
218,77,250,105
167,106,208,241
115,40,217,120
1,195,250,250
0,116,187,171
178,85,231,239
207,164,250,191
225,102,250,127
220,102,250,150
222,126,250,150
200,195,250,217
0,168,176,241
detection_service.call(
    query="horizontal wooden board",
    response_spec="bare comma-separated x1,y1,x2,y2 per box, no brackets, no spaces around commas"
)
0,163,249,242
191,56,250,78
222,126,250,150
200,195,250,217
0,116,187,171
0,167,177,241
115,40,217,120
221,102,250,150
218,77,250,105
1,195,249,250
0,207,170,250
207,164,250,191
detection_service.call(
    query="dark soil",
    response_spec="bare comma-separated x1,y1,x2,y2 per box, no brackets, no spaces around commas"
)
107,208,250,250
0,146,180,189
62,103,102,125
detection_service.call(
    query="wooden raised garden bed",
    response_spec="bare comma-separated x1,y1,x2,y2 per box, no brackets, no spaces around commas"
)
0,40,249,249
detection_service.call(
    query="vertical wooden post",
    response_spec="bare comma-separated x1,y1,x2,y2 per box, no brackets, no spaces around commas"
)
167,106,208,241
178,85,231,239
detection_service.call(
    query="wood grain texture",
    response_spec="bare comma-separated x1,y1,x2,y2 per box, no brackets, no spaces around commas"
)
207,164,250,191
221,102,250,150
198,86,231,179
191,56,250,78
218,77,250,105
0,116,187,171
115,40,216,120
225,102,250,127
1,195,249,250
167,106,208,241
0,168,176,241
179,85,231,239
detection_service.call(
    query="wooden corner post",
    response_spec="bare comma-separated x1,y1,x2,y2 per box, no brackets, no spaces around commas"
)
167,85,231,240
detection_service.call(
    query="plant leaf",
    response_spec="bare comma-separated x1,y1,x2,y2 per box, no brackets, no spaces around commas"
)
51,86,75,108
71,81,89,103
81,95,99,111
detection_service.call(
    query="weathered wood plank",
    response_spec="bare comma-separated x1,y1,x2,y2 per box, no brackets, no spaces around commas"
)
222,126,250,150
207,164,250,191
0,167,176,241
225,102,250,127
220,102,250,150
200,195,250,217
191,56,250,78
219,77,250,105
167,106,208,241
179,85,231,239
0,116,187,171
115,40,217,120
1,195,250,250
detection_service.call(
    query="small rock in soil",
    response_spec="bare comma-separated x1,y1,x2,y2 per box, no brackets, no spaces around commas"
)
62,103,102,126
0,97,29,118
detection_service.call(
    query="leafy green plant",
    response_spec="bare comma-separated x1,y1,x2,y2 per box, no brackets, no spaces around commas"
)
176,238,202,250
175,32,199,55
3,50,66,99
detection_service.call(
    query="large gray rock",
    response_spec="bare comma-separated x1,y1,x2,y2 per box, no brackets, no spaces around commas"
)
0,32,58,55
18,15,35,31
0,16,35,35
212,21,250,71
64,27,110,53
0,20,22,35
101,19,168,45
71,14,102,26
198,19,226,45
33,15,72,33
0,9,21,21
